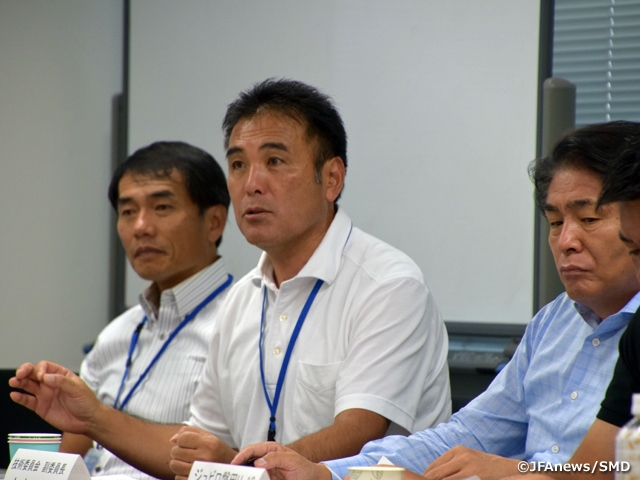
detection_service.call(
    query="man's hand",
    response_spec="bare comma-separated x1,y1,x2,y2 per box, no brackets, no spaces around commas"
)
232,443,331,480
170,426,238,480
422,446,521,480
9,361,101,434
403,471,426,480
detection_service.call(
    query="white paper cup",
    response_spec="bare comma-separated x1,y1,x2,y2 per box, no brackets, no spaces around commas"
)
8,433,61,460
348,466,405,480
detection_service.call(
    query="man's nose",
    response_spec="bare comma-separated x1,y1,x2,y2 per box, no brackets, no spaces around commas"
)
557,220,582,253
244,164,266,195
133,210,155,236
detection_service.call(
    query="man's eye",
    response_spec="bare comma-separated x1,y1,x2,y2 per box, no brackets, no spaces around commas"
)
630,249,640,257
582,217,598,224
548,220,562,227
156,204,172,211
267,157,283,166
119,209,134,217
230,160,244,170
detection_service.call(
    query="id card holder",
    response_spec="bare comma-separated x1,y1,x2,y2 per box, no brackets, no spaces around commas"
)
84,446,107,474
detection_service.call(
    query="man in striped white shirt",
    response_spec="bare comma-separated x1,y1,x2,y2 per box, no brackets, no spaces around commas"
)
46,141,232,480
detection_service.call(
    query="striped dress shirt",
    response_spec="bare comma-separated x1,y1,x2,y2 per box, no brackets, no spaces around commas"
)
80,258,231,480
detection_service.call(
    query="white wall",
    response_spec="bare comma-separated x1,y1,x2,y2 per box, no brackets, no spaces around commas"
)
128,0,540,324
0,1,123,370
0,1,541,375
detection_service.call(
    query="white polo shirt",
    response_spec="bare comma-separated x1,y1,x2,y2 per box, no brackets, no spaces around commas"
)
189,209,450,448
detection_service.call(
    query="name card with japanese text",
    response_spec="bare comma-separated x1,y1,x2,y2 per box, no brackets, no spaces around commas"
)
188,461,270,480
6,449,90,480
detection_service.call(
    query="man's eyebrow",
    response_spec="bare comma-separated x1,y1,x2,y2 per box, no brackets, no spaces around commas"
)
259,142,288,152
117,190,174,206
543,198,596,212
566,198,596,209
149,190,175,199
227,142,289,158
226,146,242,158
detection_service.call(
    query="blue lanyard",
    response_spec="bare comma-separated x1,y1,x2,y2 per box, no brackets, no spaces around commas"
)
113,273,233,411
259,278,323,441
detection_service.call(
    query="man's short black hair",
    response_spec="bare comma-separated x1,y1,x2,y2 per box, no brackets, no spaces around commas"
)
600,137,640,205
529,121,640,214
108,141,230,247
222,78,347,200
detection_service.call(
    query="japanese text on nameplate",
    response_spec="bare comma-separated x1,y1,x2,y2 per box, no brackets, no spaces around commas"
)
188,461,270,480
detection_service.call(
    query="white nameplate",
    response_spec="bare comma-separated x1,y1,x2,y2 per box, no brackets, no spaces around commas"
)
188,461,270,480
6,449,90,480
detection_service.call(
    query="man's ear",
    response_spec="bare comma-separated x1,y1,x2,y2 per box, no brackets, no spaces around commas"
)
204,204,228,245
323,156,345,203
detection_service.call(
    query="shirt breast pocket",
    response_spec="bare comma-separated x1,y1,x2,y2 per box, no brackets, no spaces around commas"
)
292,361,342,436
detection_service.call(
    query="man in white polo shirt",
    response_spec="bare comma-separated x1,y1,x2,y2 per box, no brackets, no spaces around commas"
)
10,79,449,480
229,121,640,480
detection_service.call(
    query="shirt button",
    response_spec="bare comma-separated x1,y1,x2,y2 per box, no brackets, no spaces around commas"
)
273,347,281,355
159,333,166,340
551,445,559,454
570,391,578,400
592,338,600,347
279,314,287,322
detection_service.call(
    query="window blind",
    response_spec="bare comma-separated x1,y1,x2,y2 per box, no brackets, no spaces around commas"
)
553,0,640,125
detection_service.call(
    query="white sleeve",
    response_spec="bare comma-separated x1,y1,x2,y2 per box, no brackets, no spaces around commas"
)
187,318,237,448
333,276,450,432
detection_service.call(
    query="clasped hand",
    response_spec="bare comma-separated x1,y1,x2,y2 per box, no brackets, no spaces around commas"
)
170,426,238,480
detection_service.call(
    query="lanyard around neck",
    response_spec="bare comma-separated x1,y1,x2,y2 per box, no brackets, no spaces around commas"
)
113,273,233,411
259,278,324,441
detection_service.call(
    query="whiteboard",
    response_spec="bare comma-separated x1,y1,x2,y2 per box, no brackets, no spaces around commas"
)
127,0,540,324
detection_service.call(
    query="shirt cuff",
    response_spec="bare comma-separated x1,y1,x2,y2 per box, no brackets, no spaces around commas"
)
321,463,343,480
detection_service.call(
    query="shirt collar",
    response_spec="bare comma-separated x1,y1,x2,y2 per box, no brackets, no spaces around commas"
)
574,289,640,330
139,257,229,321
253,208,353,290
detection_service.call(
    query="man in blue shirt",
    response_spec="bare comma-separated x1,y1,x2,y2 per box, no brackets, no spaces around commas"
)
510,131,640,480
232,121,640,480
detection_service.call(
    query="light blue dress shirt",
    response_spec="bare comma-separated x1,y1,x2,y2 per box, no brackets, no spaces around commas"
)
325,292,640,477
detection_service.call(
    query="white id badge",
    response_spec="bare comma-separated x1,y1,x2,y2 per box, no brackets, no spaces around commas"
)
84,446,107,474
